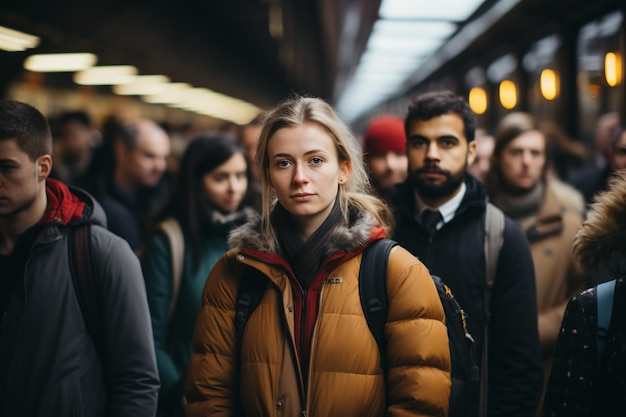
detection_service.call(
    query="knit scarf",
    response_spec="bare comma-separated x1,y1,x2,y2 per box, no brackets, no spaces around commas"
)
273,198,343,289
491,181,544,228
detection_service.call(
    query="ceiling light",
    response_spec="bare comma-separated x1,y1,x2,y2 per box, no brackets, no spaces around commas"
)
73,65,138,85
113,75,171,95
142,83,192,104
0,25,40,52
23,53,97,72
379,0,484,21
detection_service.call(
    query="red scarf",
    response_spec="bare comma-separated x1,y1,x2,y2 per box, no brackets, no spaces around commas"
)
38,179,85,225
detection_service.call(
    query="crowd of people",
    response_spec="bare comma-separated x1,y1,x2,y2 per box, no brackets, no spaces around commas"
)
0,91,624,417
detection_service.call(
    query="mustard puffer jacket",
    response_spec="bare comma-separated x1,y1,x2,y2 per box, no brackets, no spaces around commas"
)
185,211,451,417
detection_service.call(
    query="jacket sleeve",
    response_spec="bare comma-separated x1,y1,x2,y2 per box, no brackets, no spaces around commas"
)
385,246,451,417
488,218,543,417
92,227,160,417
541,291,595,417
185,253,239,417
140,231,181,399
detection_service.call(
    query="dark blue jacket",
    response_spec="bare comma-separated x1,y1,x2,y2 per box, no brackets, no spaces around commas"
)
392,174,543,417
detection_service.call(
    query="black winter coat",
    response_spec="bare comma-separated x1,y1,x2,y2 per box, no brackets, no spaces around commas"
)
392,174,543,417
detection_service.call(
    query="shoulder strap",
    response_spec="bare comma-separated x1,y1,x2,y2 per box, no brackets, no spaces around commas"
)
480,202,504,417
158,218,185,322
484,203,504,294
596,279,616,362
359,238,397,373
235,265,268,349
233,264,268,416
69,224,104,358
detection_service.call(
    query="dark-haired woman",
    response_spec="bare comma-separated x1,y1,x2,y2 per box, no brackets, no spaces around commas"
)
141,132,255,416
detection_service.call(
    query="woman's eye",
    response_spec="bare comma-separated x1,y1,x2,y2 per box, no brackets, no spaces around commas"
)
310,157,323,165
277,160,291,168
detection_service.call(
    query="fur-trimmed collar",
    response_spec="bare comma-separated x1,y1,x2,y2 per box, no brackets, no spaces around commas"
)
228,207,381,256
575,171,626,272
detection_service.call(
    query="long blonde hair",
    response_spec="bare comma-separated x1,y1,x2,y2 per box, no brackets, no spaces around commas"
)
255,96,392,251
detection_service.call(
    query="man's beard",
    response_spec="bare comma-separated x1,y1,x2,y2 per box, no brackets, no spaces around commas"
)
409,161,467,200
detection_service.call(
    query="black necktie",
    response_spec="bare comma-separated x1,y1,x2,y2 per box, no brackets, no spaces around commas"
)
421,209,443,232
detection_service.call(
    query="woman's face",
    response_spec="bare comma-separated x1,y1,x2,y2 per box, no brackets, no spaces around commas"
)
202,153,248,213
267,122,350,237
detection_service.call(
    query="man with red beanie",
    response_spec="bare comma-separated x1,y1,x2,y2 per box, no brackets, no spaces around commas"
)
363,115,408,203
0,100,159,417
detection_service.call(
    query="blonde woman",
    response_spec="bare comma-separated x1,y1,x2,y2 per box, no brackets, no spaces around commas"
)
185,96,451,417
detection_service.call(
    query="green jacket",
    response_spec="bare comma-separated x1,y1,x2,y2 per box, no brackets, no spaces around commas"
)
141,213,249,408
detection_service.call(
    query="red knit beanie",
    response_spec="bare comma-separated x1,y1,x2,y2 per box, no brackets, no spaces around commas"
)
363,115,406,155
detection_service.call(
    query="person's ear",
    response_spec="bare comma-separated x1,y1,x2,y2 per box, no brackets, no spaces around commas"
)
37,155,52,181
467,140,477,166
339,160,352,184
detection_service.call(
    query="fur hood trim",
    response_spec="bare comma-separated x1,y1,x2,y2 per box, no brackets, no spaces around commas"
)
228,208,380,256
574,171,626,272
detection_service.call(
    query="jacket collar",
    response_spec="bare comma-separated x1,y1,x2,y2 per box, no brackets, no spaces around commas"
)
228,206,384,258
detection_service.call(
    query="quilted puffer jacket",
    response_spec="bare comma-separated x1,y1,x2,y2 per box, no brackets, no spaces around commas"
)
185,209,451,417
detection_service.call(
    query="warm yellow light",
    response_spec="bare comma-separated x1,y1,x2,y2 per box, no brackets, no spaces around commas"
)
605,52,622,87
468,87,488,114
499,80,517,109
73,65,138,85
24,53,97,72
540,69,558,100
142,83,192,104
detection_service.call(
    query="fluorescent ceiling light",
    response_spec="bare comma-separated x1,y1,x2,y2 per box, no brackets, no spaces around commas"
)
0,25,40,51
142,83,192,104
167,87,261,124
113,75,171,95
73,65,138,85
23,53,97,72
372,20,456,40
379,0,484,21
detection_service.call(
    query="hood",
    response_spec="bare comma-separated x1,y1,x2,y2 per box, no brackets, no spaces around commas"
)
228,206,384,257
574,171,626,273
39,179,107,228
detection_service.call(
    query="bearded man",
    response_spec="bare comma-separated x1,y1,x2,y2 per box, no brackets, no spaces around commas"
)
392,91,543,417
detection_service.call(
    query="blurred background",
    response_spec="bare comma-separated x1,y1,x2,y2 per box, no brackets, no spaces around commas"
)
0,0,623,141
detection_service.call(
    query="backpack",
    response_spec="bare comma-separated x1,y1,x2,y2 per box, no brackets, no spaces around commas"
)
234,237,495,416
595,279,616,362
68,224,104,357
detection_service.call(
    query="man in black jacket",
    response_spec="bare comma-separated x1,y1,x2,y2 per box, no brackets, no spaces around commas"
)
0,100,159,416
392,91,543,417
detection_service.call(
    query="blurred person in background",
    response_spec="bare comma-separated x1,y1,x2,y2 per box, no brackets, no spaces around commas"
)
97,118,172,251
468,128,495,183
141,132,255,417
486,112,586,414
237,112,266,211
49,110,101,190
609,122,626,172
185,96,451,417
362,115,408,204
569,111,619,203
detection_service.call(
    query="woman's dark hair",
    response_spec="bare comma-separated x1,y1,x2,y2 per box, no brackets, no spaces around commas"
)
152,131,250,267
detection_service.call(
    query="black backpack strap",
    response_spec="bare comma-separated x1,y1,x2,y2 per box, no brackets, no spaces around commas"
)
233,263,268,416
69,224,104,358
235,265,268,347
359,238,397,373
